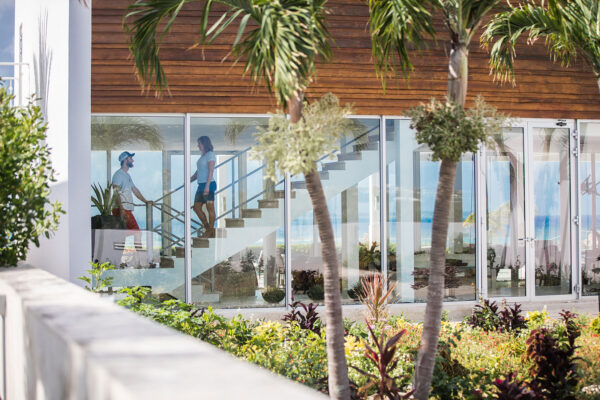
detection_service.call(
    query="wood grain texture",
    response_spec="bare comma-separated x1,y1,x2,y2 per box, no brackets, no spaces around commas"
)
92,0,600,118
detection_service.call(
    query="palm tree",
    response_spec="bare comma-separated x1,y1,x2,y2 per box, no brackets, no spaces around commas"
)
482,0,600,92
367,1,501,398
123,1,349,398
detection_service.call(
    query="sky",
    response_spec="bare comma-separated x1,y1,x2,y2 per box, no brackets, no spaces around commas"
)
0,0,14,78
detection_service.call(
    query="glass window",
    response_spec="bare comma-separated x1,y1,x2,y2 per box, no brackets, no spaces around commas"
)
188,117,285,307
290,118,381,304
385,119,476,302
90,116,185,299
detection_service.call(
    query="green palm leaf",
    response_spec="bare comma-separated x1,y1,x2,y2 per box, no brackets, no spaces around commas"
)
482,0,600,84
124,0,332,106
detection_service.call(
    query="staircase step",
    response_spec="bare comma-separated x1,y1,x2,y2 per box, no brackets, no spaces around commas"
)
175,247,184,258
337,152,362,161
215,227,227,238
322,161,345,171
274,190,296,199
192,237,210,248
241,209,262,218
291,181,306,189
354,142,379,152
160,256,174,268
225,218,245,228
319,171,329,180
258,199,279,208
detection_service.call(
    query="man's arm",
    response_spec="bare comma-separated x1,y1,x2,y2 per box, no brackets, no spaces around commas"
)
112,184,125,216
132,186,151,204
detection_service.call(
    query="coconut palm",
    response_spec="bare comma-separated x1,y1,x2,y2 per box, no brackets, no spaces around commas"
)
367,0,501,398
123,1,349,398
483,0,600,91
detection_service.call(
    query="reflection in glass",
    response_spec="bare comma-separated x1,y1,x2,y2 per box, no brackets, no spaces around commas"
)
90,116,185,299
532,128,571,295
386,120,476,302
189,117,286,307
290,118,381,304
486,128,526,297
580,122,600,295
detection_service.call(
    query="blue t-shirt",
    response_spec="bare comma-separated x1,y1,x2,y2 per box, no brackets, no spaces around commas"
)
196,151,216,183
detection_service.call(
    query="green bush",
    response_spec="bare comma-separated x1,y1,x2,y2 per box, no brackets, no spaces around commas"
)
261,286,285,303
0,88,63,265
591,314,600,335
307,284,324,301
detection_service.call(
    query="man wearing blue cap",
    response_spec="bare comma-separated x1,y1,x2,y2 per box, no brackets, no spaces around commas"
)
111,151,152,230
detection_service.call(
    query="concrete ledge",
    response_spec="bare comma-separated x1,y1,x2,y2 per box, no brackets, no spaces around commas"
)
0,266,325,400
216,297,600,323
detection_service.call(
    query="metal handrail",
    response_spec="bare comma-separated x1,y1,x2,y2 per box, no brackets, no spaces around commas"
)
132,124,379,250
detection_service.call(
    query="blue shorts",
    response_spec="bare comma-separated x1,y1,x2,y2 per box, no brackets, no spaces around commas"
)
195,181,216,203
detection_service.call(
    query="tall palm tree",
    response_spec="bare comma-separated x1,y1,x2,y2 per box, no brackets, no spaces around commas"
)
367,1,500,398
482,0,600,92
123,1,349,398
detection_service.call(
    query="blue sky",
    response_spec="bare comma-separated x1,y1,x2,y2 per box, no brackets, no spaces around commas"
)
0,0,14,79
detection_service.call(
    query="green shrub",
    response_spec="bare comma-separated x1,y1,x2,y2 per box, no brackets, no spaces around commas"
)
0,88,63,265
591,314,600,335
307,284,324,301
261,286,285,303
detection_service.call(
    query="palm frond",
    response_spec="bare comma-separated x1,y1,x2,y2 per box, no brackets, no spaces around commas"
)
125,0,332,106
482,0,600,83
444,0,503,43
367,0,439,86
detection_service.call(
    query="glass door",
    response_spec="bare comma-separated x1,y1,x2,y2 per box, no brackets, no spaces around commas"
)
484,120,576,300
526,121,576,298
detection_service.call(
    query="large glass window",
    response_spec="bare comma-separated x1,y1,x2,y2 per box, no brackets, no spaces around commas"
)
290,118,381,304
90,116,185,299
580,122,600,295
486,128,526,297
385,119,476,302
188,117,284,307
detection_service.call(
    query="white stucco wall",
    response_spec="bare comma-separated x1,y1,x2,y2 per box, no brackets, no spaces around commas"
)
14,0,91,283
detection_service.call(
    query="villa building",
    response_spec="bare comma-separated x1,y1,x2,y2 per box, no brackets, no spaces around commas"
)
10,0,600,309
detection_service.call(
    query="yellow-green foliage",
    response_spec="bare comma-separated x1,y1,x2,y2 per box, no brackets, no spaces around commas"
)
251,93,357,182
526,308,549,329
591,313,600,335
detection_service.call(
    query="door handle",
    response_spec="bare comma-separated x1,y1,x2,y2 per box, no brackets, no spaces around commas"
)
518,237,535,242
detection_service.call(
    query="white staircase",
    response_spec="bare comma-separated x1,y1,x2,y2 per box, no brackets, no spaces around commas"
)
107,135,395,295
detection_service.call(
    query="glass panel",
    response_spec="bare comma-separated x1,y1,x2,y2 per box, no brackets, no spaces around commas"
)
532,128,572,295
290,118,381,304
189,117,285,307
486,128,526,297
385,119,476,303
90,116,185,299
580,122,600,295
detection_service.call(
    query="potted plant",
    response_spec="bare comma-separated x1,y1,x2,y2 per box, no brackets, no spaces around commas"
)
91,182,125,229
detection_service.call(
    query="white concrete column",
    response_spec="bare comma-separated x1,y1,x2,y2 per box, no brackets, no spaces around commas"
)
15,0,91,283
395,120,415,302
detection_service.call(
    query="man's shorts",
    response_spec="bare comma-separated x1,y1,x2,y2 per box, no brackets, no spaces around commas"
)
194,181,217,203
112,208,140,230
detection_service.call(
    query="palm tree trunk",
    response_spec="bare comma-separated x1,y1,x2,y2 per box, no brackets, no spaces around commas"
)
413,42,468,400
289,94,350,400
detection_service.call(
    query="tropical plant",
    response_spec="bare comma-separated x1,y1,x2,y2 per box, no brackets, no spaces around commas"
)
482,0,600,92
350,323,412,399
468,298,501,331
367,0,505,397
91,182,118,216
591,313,600,335
307,284,325,301
282,301,321,335
124,1,350,396
91,116,163,151
78,261,115,293
358,274,397,324
0,88,63,266
493,373,539,400
498,302,527,333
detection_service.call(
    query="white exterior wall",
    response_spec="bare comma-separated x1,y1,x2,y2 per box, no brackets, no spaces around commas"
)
15,0,91,283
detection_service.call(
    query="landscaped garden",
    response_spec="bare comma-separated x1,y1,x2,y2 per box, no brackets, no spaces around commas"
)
115,284,600,399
